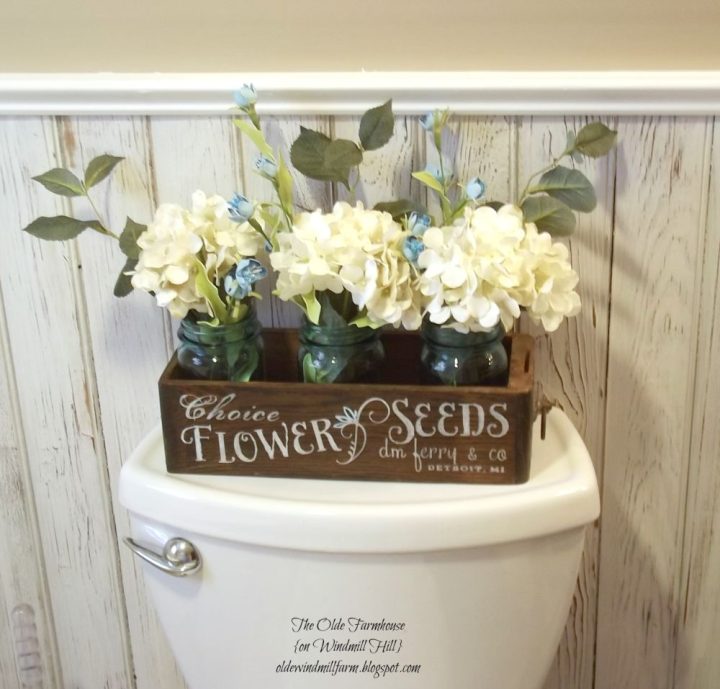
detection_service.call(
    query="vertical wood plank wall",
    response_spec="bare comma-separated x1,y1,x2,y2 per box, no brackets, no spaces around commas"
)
0,113,717,689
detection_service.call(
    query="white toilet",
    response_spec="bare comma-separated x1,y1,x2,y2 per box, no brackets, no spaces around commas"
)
119,409,599,689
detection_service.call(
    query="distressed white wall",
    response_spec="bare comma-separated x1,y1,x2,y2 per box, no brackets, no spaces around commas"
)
0,111,718,689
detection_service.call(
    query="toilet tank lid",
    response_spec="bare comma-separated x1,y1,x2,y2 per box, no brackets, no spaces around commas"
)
119,410,599,553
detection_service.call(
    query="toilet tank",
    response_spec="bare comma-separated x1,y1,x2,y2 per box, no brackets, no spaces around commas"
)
120,410,599,689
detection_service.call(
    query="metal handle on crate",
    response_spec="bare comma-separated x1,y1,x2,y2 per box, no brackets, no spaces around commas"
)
124,537,202,577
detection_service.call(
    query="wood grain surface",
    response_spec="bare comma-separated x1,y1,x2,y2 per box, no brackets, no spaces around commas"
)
66,116,189,689
0,117,134,688
596,117,712,689
160,332,534,484
0,112,718,689
517,115,617,689
673,116,720,689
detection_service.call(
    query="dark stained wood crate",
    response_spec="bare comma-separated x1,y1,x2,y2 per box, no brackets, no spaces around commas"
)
159,330,535,484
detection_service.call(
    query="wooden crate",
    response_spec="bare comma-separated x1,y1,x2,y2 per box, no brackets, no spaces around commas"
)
159,330,535,484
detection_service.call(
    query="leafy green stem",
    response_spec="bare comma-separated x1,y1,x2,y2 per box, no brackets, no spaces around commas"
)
84,190,119,239
518,147,572,206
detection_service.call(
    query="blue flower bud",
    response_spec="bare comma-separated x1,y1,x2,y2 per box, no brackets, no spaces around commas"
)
402,236,424,266
425,164,442,181
424,164,453,184
224,258,268,300
234,84,257,108
465,177,486,201
255,155,278,179
227,193,254,223
419,112,435,131
407,211,431,236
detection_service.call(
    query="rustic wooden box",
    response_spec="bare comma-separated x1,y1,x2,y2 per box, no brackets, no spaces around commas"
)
158,330,535,484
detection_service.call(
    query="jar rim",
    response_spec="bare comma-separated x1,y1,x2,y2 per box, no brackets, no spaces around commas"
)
300,317,381,346
178,307,260,345
421,320,504,347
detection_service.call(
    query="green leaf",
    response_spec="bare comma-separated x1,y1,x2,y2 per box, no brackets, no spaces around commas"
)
84,154,124,188
317,292,347,327
349,315,377,329
237,346,260,382
114,257,137,297
302,353,319,383
291,127,331,175
412,170,445,195
193,258,228,322
290,128,362,185
323,139,363,185
529,166,596,212
521,196,576,236
574,122,618,158
359,99,394,151
373,199,427,220
301,292,321,324
565,131,576,153
118,217,146,259
277,155,294,211
32,168,84,197
23,215,91,240
233,118,274,158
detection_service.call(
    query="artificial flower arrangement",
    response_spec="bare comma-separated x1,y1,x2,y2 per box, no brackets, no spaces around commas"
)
23,86,616,386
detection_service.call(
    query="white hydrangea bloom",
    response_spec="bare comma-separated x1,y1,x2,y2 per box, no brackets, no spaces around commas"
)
131,191,265,319
417,205,526,333
270,202,422,328
512,223,581,331
416,203,581,333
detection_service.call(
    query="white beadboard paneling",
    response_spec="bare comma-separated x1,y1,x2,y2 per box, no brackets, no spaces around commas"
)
2,109,720,689
0,117,134,688
596,117,712,689
0,289,60,689
65,116,188,689
238,116,333,328
4,72,720,115
518,116,616,689
439,115,516,202
674,116,720,689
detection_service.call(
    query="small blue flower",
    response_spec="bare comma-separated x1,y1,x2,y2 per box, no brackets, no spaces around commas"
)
419,112,435,131
424,164,453,185
425,164,442,181
227,193,254,223
233,84,257,108
407,211,431,236
255,155,278,179
466,177,486,201
403,236,424,266
224,258,268,300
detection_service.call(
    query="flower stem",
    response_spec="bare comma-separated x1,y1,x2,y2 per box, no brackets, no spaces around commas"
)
517,147,572,206
84,191,119,239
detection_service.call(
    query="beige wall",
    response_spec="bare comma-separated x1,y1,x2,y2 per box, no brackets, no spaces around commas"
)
1,0,720,71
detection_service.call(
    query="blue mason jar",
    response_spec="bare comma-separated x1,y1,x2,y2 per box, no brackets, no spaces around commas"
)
177,305,263,382
298,318,385,384
420,320,508,386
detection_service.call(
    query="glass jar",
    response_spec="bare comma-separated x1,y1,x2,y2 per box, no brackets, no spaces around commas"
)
298,318,385,383
420,320,508,386
177,307,263,382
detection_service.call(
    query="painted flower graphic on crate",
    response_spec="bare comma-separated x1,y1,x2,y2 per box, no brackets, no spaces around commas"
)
332,399,392,465
334,406,361,430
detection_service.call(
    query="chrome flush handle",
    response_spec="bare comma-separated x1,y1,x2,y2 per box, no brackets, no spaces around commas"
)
124,537,202,577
